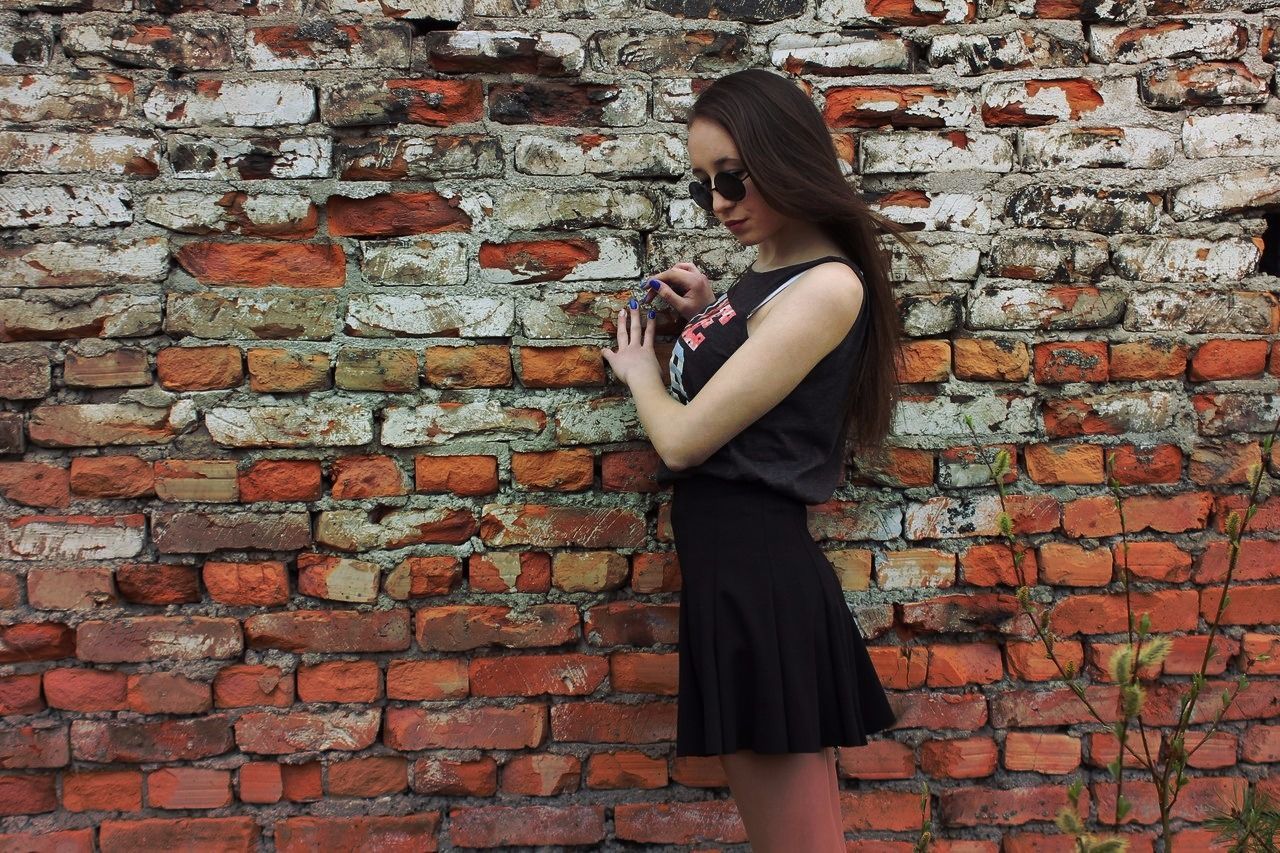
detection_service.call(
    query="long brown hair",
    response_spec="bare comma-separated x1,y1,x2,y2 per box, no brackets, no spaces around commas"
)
689,68,932,466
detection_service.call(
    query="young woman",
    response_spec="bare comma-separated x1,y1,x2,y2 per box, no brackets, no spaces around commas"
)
600,68,925,850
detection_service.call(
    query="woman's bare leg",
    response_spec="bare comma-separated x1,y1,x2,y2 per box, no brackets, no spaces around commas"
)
719,748,845,852
825,747,845,845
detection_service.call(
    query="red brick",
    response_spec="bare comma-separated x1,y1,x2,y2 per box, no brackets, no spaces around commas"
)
385,659,468,701
281,761,322,802
385,555,462,599
327,755,407,798
246,348,331,392
177,242,346,287
0,723,67,769
126,672,211,715
297,553,379,603
0,622,75,663
213,664,293,708
585,751,667,790
549,700,674,745
43,668,127,712
234,709,380,754
468,551,551,593
0,773,57,815
155,346,243,391
238,762,282,804
415,604,579,651
501,753,580,796
414,454,499,495
115,563,199,605
63,769,142,812
512,449,594,490
0,674,45,716
518,346,605,388
837,740,915,780
449,804,604,848
1110,340,1187,380
1050,590,1199,635
68,456,154,498
275,815,441,853
98,818,260,853
239,459,323,502
940,784,1082,826
411,757,497,796
479,239,599,282
328,192,471,237
470,653,609,697
147,768,232,810
386,705,546,750
330,454,407,498
246,609,411,653
1202,583,1280,625
203,560,290,606
926,643,1003,686
920,737,998,779
0,462,69,508
77,616,241,663
1003,732,1080,773
611,801,742,844
297,660,381,703
601,449,661,492
71,717,232,763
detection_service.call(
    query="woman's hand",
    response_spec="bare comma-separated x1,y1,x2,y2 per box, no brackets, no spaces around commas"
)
601,298,662,387
641,262,715,320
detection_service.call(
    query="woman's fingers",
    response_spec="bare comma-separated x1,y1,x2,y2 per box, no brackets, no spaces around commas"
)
616,308,629,348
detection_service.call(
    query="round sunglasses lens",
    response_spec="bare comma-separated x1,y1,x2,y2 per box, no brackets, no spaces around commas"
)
689,181,713,211
717,172,746,201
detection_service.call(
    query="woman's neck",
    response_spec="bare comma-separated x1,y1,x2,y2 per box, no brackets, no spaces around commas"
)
751,220,846,272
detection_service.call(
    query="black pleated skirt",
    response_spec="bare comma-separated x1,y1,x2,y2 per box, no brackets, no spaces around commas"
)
671,472,897,757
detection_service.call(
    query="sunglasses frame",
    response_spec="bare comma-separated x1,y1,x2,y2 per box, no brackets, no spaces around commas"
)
689,169,750,212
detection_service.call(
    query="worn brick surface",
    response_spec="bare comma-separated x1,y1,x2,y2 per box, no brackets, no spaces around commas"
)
0,1,1276,847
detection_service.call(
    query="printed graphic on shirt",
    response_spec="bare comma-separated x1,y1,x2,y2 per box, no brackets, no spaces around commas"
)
668,293,736,405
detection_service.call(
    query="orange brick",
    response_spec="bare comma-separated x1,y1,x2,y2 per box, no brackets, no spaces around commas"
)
63,769,142,812
68,456,154,498
1038,541,1112,586
414,455,498,495
327,756,407,798
156,346,243,391
920,737,998,778
1003,732,1080,774
1024,443,1104,485
330,455,407,499
953,337,1029,381
584,751,667,789
512,449,593,491
500,754,579,796
238,762,283,804
246,348,331,392
518,346,605,388
147,768,232,810
297,661,381,704
896,339,950,383
424,345,511,388
203,561,289,606
1033,341,1107,384
926,643,1003,686
1190,339,1269,380
239,460,322,502
1110,340,1188,380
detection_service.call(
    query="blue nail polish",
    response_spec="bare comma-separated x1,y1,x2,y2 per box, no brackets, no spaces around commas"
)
648,309,656,319
628,297,637,309
648,279,661,290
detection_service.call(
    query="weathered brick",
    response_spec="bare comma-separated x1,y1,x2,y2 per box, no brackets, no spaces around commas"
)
114,563,200,605
0,289,161,342
0,73,133,124
382,401,543,446
423,345,512,388
316,506,477,550
169,135,332,180
494,188,659,229
246,348,332,392
77,616,242,663
1139,61,1269,109
177,242,344,287
147,767,232,810
71,717,232,763
859,131,1014,174
213,664,293,709
154,459,239,502
297,660,381,703
275,815,440,851
30,402,189,448
335,348,419,391
156,346,243,391
0,132,159,177
340,135,501,181
1183,112,1280,157
98,818,259,852
1089,20,1246,63
385,704,546,750
1018,125,1174,170
384,555,462,599
0,183,132,229
927,29,1085,76
144,80,316,127
64,347,151,388
205,401,374,448
69,456,154,498
147,191,317,238
152,511,311,553
27,567,114,609
0,514,144,561
245,609,411,653
322,78,483,127
238,460,323,502
63,22,233,70
481,503,645,547
416,603,579,651
297,553,380,603
203,560,290,606
429,30,583,74
247,23,411,70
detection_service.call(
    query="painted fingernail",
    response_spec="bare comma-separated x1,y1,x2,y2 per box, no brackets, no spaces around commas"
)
648,309,656,319
628,297,637,309
648,279,661,290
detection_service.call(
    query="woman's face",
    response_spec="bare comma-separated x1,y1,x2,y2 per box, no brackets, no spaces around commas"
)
687,117,788,246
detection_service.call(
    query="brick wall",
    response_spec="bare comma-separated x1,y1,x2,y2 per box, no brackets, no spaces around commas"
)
1,0,1279,848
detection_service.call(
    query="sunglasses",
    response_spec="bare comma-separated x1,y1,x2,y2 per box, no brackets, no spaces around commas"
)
689,169,750,212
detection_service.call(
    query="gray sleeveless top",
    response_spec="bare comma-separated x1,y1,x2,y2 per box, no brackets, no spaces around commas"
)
655,255,870,504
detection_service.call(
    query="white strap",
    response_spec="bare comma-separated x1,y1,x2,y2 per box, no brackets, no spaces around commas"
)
746,270,809,319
